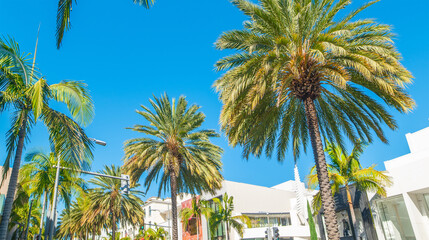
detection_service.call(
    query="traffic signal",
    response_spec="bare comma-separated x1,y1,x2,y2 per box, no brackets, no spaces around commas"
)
264,228,269,240
121,174,129,194
272,227,279,240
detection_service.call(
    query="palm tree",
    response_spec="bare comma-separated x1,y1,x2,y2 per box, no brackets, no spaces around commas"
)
123,94,224,240
20,150,87,237
180,197,212,240
87,165,145,240
144,225,168,240
55,0,155,48
209,193,250,240
7,176,41,240
58,193,104,240
307,142,392,239
0,37,94,240
213,0,414,239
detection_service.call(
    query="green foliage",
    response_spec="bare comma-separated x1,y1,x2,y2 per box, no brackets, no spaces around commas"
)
55,0,156,48
307,201,317,240
180,197,212,230
308,142,392,213
0,36,94,179
123,94,224,240
209,193,251,239
20,150,87,209
8,181,41,240
144,226,168,240
213,0,414,161
0,35,94,238
123,93,224,195
58,165,145,240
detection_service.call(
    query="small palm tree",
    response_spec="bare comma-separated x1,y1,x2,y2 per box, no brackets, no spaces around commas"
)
210,193,250,240
123,94,224,240
308,142,392,239
55,0,156,48
144,225,168,240
0,37,94,240
180,197,212,240
87,165,145,240
20,150,87,237
58,193,105,240
214,0,413,239
8,179,41,240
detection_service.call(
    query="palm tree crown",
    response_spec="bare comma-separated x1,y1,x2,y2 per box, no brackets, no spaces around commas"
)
215,0,414,160
210,193,250,240
55,0,156,48
87,165,145,240
308,142,392,198
123,94,224,240
308,142,392,239
214,0,413,239
0,37,94,239
20,150,87,209
180,197,212,240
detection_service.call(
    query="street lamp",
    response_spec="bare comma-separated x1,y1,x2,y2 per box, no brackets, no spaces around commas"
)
47,137,106,240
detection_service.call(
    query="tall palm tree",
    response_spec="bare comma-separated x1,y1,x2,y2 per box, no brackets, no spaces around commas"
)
123,94,224,240
20,150,87,237
180,197,212,240
213,0,414,238
308,142,392,239
0,37,94,240
55,0,155,48
87,165,145,240
209,193,250,240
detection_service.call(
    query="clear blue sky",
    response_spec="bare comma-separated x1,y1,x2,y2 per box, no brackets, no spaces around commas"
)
0,0,428,201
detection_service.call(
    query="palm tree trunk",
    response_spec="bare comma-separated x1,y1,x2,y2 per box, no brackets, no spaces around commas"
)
92,229,96,240
44,201,52,240
303,98,340,240
196,218,199,240
346,185,358,239
39,191,48,238
169,170,179,240
0,117,27,240
225,223,229,240
111,203,116,240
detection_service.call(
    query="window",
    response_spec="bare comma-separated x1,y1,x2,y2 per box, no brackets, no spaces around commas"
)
149,206,152,216
248,214,291,228
376,196,416,240
186,218,197,235
424,194,429,211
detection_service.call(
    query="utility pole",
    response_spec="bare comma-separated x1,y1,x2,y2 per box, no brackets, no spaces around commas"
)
24,200,33,240
47,138,107,240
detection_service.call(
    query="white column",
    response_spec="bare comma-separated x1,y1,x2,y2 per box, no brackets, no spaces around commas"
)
402,193,429,239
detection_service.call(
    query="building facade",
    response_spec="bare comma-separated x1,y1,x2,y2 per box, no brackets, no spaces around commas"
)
178,180,317,240
370,127,429,240
0,167,12,216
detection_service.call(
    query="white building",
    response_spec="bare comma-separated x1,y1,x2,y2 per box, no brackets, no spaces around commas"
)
371,127,429,240
135,179,316,240
195,180,317,240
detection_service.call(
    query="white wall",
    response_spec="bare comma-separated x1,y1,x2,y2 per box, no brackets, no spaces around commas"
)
373,127,429,240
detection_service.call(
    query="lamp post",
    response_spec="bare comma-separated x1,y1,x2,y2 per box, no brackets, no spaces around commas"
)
47,137,107,240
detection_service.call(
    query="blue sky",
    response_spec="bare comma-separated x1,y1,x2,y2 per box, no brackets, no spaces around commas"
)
0,0,428,201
